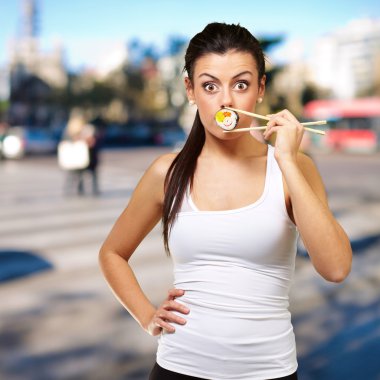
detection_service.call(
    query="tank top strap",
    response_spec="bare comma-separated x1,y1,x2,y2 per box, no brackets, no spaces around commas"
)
178,183,194,213
265,145,291,219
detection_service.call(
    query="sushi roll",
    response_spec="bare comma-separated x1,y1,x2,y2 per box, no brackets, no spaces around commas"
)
215,109,239,131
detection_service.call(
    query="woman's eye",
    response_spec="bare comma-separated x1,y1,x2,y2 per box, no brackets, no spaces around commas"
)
235,81,248,90
204,83,217,92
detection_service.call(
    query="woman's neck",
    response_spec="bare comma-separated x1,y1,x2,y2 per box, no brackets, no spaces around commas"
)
201,131,267,160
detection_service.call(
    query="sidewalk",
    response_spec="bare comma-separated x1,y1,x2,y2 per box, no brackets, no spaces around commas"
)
1,148,379,380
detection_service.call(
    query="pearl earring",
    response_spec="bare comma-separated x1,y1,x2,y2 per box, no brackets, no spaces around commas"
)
257,97,263,104
189,100,195,105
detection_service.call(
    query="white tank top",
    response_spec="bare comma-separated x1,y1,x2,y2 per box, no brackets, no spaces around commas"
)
157,145,299,380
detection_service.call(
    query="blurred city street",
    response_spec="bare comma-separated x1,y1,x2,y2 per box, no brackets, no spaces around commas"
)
1,1,380,379
1,147,380,380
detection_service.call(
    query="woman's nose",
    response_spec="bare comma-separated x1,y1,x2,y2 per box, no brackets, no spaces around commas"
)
220,90,233,109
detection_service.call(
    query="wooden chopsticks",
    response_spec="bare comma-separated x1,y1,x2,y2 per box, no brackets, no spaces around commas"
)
223,106,326,135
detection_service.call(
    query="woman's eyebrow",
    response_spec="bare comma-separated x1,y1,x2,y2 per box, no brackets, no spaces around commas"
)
198,73,219,81
232,71,253,79
198,71,253,80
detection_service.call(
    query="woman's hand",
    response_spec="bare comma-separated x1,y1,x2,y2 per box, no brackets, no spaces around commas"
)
146,288,190,336
263,109,304,164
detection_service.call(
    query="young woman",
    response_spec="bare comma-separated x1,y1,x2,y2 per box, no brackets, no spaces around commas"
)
99,23,352,380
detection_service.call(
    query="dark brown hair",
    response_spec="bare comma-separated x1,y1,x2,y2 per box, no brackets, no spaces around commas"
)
162,22,266,254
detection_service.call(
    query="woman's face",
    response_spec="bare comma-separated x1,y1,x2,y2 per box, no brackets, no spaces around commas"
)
185,50,265,138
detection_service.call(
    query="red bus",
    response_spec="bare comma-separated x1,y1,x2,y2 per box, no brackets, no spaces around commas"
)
303,98,380,153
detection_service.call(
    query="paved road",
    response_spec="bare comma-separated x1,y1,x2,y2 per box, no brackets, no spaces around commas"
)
0,147,379,380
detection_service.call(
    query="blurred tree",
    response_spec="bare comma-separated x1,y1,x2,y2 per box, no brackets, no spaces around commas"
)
127,38,145,66
259,36,284,52
255,35,285,114
301,83,331,105
301,84,319,106
143,45,159,61
258,35,284,87
127,39,159,66
0,101,9,121
167,36,188,56
271,94,288,112
86,81,114,106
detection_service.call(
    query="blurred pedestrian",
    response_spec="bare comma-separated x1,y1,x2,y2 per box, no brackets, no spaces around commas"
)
0,121,9,160
60,113,100,196
99,22,352,379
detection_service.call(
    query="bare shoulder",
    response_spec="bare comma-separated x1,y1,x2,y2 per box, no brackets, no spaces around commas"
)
137,152,178,202
147,152,178,180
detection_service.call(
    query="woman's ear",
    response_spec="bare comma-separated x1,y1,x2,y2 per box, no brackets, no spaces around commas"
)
184,77,195,102
259,75,266,98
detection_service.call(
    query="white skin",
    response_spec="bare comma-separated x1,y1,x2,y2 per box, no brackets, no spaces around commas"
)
99,50,352,336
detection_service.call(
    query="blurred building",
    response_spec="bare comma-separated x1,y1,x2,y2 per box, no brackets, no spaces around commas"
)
311,18,380,99
157,53,186,117
8,0,67,126
269,61,314,116
0,66,10,101
156,42,195,134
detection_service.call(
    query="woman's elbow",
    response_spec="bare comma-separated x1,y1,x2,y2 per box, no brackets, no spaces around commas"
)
325,266,351,283
322,258,352,283
98,243,108,260
98,245,118,268
98,244,131,266
98,246,109,271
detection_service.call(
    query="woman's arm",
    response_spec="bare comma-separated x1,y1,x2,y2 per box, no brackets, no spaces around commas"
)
264,110,352,283
281,153,352,282
99,153,189,335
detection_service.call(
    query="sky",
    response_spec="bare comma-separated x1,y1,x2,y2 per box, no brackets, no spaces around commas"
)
0,0,379,71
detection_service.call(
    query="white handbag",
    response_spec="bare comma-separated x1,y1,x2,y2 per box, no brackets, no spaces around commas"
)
58,140,90,170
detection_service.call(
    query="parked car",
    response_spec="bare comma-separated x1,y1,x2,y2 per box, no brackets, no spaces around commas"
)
2,127,58,159
101,122,156,147
154,127,187,147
